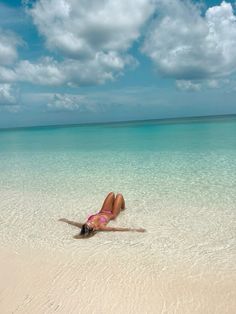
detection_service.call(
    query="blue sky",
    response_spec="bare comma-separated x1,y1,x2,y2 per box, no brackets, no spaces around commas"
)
0,0,236,128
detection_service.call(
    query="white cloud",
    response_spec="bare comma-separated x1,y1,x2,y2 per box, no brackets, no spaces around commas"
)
23,86,165,114
0,84,16,104
0,83,20,112
207,79,220,89
207,78,231,89
2,0,236,91
29,0,155,57
19,0,155,85
0,58,64,86
1,0,145,87
46,92,121,112
176,80,201,91
0,29,22,65
142,1,236,80
47,93,84,111
15,58,66,86
0,53,135,86
0,1,154,87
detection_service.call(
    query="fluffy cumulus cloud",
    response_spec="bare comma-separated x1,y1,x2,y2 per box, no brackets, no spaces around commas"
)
142,1,236,80
0,58,63,86
0,29,22,65
0,0,155,87
29,0,154,58
19,0,155,85
1,0,236,91
0,53,134,86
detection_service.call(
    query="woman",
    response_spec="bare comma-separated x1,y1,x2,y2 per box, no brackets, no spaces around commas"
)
59,192,145,238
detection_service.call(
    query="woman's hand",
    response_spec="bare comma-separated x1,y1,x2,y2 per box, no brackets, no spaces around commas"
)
135,228,146,232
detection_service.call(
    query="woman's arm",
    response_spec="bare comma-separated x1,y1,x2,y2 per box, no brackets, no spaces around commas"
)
98,226,146,232
58,218,83,228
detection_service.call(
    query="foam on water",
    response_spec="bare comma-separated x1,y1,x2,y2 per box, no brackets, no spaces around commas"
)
0,115,236,274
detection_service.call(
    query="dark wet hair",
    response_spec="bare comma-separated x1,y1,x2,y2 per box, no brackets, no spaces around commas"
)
79,224,95,238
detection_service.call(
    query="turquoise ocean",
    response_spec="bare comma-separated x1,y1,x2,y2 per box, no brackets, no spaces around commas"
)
0,115,235,280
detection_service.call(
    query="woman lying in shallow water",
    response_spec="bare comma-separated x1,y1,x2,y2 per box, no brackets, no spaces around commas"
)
59,192,145,238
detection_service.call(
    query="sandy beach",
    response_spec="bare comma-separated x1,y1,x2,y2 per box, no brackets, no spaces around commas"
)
1,246,235,314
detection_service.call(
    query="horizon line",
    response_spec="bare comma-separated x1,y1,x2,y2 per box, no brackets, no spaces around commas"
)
0,112,236,132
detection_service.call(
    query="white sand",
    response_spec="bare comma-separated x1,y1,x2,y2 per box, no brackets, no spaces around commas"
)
0,246,235,314
0,188,236,313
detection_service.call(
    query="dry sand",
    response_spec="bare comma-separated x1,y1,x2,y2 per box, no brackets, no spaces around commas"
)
0,246,235,314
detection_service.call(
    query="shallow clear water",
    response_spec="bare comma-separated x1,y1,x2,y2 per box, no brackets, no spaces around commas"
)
0,115,236,274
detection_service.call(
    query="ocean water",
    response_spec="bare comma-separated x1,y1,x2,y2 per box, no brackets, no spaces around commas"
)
0,115,236,275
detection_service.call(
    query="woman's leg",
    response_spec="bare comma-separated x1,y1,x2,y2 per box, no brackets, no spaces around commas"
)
99,192,115,213
111,193,125,219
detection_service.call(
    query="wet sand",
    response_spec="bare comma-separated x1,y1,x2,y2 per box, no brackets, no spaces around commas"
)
0,247,235,314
